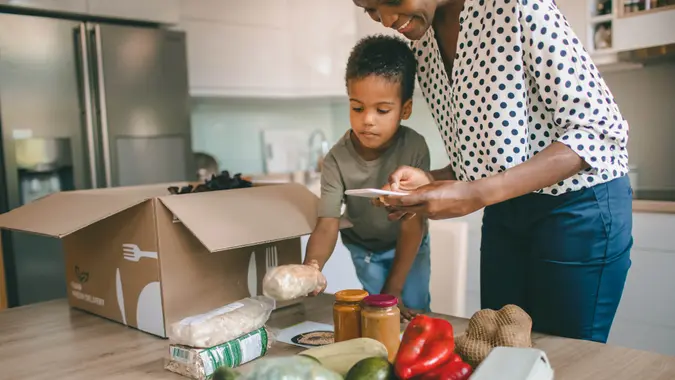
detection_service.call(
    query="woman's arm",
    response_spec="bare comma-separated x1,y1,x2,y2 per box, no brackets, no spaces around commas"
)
384,143,586,219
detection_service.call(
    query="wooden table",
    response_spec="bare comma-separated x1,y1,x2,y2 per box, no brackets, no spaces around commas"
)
1,296,674,379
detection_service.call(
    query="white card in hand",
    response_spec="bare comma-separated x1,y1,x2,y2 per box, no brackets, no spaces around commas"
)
344,188,409,198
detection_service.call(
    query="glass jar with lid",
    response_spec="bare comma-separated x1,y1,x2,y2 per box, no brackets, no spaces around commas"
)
333,289,369,342
361,294,401,362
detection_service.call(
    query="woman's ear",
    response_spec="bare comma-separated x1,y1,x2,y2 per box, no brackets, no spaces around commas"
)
401,98,413,120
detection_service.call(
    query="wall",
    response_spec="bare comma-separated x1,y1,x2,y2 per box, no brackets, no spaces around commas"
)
190,97,335,175
601,63,675,191
330,95,451,170
190,94,450,175
191,63,674,189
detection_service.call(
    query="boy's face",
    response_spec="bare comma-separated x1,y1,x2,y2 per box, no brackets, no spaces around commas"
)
347,75,412,150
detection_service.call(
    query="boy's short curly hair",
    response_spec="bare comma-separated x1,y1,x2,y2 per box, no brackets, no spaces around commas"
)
345,34,417,102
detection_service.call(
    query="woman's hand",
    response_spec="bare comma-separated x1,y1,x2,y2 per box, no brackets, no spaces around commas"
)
371,166,434,218
383,180,487,220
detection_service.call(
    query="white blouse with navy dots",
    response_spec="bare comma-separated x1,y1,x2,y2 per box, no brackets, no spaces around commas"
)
411,0,629,195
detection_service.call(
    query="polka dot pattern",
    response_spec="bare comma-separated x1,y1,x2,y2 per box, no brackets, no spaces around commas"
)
410,0,629,195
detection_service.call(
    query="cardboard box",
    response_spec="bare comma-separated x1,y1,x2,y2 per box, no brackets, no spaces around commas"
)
0,182,333,338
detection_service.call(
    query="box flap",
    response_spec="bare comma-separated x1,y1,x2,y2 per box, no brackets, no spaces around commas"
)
0,192,152,238
159,183,322,252
70,182,186,197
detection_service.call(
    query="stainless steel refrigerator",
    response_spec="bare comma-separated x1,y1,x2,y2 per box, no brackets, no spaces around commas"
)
0,12,194,307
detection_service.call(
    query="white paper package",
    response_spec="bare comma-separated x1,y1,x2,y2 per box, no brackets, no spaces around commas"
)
168,296,275,348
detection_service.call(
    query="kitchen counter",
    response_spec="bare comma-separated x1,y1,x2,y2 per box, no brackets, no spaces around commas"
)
633,190,675,214
1,296,674,379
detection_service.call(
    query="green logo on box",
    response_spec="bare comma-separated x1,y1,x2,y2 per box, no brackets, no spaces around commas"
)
75,266,89,284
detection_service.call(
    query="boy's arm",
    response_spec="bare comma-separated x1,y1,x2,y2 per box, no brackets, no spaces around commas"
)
303,152,344,295
381,213,425,319
303,217,340,270
382,133,431,319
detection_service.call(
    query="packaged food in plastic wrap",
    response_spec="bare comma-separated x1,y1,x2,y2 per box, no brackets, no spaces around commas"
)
262,264,326,301
240,356,342,380
165,326,276,380
169,296,275,348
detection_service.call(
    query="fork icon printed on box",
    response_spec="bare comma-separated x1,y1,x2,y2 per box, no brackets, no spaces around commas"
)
123,244,158,262
265,245,278,272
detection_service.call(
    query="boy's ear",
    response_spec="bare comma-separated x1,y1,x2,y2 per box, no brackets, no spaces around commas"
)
401,98,413,120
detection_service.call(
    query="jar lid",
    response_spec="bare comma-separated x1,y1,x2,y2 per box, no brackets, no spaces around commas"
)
335,289,369,302
363,294,398,308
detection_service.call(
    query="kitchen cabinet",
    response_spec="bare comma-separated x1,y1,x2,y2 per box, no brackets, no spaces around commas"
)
556,0,589,51
181,19,294,97
614,8,675,51
175,1,426,97
354,7,398,40
0,0,180,24
608,212,675,355
86,0,180,24
178,0,288,29
0,0,87,13
288,0,357,97
460,208,675,356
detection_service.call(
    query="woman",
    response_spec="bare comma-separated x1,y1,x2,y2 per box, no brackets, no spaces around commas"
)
354,0,633,343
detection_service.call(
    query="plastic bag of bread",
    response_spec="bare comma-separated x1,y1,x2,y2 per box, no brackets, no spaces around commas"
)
262,263,326,301
455,304,533,368
168,296,275,348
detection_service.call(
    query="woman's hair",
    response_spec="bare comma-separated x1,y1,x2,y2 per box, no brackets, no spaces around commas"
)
345,34,418,102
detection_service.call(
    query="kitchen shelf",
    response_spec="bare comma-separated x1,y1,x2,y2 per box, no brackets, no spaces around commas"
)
619,0,675,17
590,13,615,23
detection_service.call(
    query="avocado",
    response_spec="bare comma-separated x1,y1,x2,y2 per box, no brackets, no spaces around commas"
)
345,357,393,380
211,366,240,380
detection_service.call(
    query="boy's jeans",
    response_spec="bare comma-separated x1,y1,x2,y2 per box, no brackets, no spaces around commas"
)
343,234,431,312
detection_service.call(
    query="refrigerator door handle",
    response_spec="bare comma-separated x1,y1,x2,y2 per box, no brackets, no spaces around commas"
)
76,24,99,189
92,24,113,188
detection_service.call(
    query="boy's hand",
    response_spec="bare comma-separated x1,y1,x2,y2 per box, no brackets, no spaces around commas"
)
305,259,327,296
398,302,419,321
388,166,434,192
385,290,419,321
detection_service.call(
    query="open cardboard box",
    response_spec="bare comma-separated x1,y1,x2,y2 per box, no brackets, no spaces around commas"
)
0,182,349,338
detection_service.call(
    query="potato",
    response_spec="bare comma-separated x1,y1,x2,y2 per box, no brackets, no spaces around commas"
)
455,304,532,367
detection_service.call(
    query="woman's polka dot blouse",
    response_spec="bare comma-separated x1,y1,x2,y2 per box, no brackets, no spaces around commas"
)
411,0,629,195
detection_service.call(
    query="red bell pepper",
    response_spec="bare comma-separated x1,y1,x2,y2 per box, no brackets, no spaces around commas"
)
419,353,472,380
394,315,455,379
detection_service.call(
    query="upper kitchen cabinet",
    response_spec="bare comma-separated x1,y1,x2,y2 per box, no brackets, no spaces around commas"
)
288,0,357,97
86,0,180,24
557,0,675,69
0,0,180,24
556,0,589,51
614,1,675,51
181,19,294,98
0,0,87,13
354,6,398,39
176,0,295,98
178,0,288,29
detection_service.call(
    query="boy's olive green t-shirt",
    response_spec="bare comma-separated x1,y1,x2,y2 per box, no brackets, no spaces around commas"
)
319,126,431,252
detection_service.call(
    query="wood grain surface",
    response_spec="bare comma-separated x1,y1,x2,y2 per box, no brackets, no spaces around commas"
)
0,295,674,379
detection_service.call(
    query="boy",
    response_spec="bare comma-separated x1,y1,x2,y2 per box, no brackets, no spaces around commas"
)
304,35,431,319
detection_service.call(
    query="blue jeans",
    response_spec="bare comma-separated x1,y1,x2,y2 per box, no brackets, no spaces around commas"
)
343,234,431,312
480,175,633,343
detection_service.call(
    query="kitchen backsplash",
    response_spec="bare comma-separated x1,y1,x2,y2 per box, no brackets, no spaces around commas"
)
190,95,450,175
191,62,675,190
